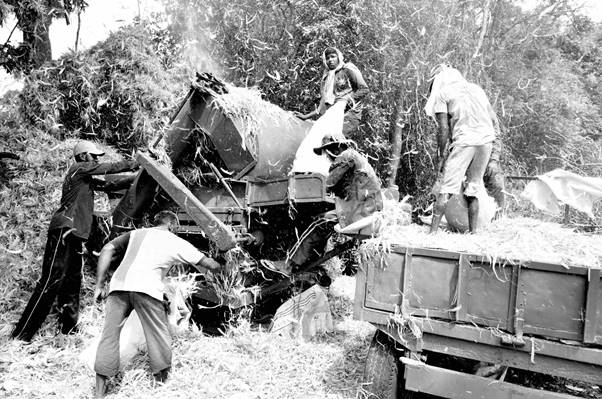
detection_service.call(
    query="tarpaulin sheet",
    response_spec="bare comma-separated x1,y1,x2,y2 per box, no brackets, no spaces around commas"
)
521,169,602,217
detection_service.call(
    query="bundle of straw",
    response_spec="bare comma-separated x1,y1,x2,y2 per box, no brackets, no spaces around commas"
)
205,247,260,307
211,84,293,158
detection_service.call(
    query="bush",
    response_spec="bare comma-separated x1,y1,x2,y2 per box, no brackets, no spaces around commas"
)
19,20,190,152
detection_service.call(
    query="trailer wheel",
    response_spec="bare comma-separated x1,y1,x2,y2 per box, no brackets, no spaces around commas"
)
363,330,413,399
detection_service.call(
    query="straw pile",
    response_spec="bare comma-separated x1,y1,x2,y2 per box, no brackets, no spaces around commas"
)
19,21,188,152
361,214,602,269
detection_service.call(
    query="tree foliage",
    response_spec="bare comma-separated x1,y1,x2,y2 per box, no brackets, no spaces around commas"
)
165,0,602,207
0,0,88,72
14,0,602,208
19,21,188,151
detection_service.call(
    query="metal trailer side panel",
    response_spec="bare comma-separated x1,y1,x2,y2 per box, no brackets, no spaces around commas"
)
355,246,602,344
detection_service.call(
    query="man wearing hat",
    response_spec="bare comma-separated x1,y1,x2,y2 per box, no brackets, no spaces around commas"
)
424,65,497,233
12,141,139,342
265,133,382,276
316,133,383,228
295,47,369,135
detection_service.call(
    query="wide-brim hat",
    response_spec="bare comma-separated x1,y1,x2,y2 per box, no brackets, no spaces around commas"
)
313,134,354,155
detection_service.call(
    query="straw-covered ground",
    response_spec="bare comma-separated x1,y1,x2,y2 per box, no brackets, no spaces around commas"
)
2,122,600,398
1,275,374,399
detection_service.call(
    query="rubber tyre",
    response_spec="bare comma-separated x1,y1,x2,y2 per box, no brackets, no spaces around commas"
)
363,330,413,399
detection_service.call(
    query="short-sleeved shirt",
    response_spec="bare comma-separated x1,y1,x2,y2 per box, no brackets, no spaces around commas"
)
48,160,138,239
432,81,495,147
108,227,205,301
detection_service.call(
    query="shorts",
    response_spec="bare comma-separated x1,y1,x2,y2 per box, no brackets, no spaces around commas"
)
439,143,492,197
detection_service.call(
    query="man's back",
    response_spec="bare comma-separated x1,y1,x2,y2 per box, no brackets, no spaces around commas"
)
109,228,204,301
439,81,495,147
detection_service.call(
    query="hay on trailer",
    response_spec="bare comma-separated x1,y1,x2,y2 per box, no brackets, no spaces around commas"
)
360,215,602,269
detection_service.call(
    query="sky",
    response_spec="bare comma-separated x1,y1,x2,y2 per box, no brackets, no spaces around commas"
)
0,0,164,59
0,0,163,94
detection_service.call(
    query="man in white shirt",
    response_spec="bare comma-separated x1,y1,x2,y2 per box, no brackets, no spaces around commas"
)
92,210,221,398
425,65,498,233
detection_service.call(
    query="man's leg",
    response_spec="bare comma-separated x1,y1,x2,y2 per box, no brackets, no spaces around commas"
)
57,235,83,334
430,193,451,233
465,143,493,234
94,292,132,398
132,293,172,381
483,166,506,218
12,228,69,341
431,146,475,234
95,375,109,399
289,219,335,269
466,196,479,233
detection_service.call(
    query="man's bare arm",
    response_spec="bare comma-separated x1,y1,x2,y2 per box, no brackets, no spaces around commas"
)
94,243,115,301
435,112,451,173
193,256,222,273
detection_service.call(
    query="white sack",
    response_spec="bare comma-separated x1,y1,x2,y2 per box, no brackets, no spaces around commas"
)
291,101,346,176
269,284,333,340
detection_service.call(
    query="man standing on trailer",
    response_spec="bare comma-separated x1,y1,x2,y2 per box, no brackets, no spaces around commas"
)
425,65,497,233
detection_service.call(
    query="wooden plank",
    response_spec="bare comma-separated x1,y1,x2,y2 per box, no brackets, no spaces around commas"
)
584,268,600,343
455,254,469,321
401,358,583,399
514,266,526,341
137,152,237,251
359,311,602,371
507,265,520,334
420,332,602,385
401,250,413,311
416,318,602,367
353,262,369,321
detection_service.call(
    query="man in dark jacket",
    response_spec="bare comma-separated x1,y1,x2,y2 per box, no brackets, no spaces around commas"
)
295,47,369,135
12,141,139,342
263,133,382,277
316,133,383,228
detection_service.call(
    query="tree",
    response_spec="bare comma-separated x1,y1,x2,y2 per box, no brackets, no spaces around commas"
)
0,0,88,72
163,0,602,208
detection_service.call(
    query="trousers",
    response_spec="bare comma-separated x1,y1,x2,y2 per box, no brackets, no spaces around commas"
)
95,291,172,377
12,227,83,341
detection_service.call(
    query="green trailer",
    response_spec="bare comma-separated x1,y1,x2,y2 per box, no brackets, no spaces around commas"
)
354,245,602,398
